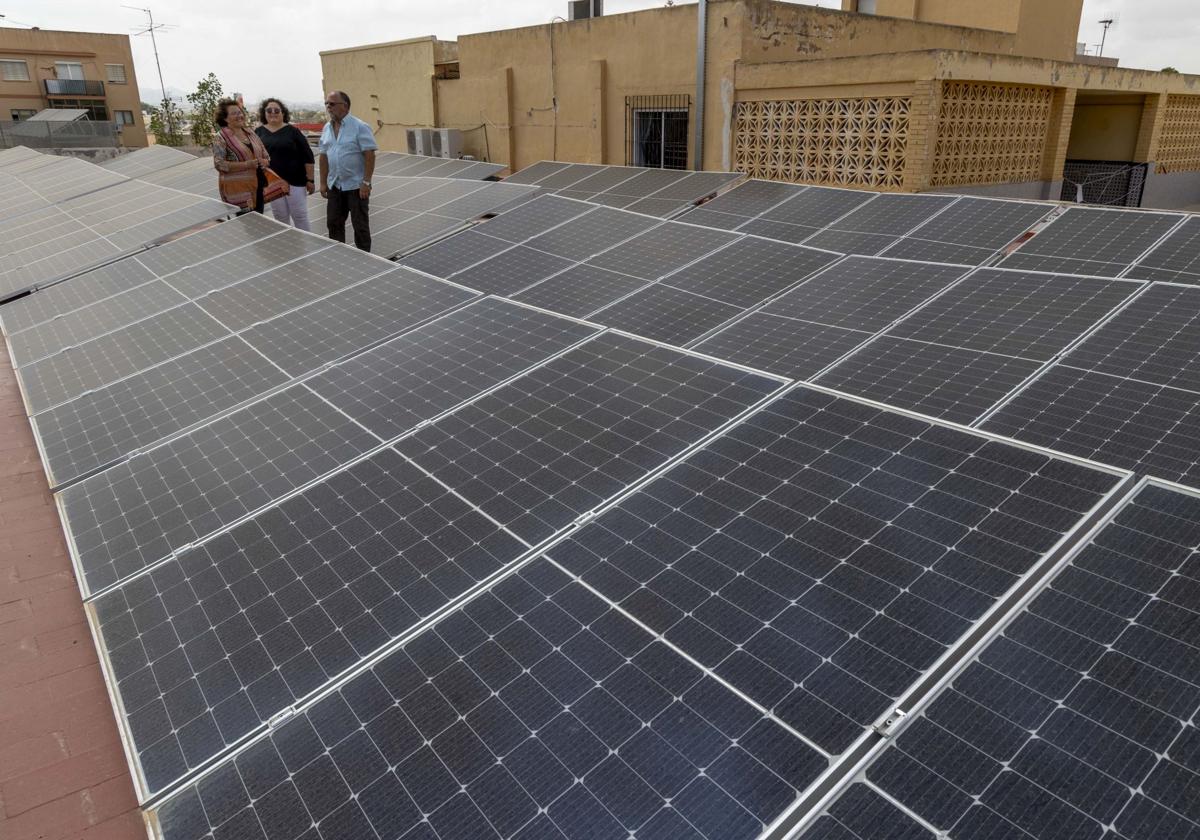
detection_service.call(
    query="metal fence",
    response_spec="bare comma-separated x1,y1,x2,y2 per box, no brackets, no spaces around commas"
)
1061,159,1149,207
0,120,120,149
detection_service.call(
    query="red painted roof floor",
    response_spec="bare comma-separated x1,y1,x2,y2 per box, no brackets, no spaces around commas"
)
0,342,144,840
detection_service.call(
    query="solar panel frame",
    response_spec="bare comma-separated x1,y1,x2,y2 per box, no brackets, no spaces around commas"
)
510,264,650,319
585,222,741,281
879,196,1055,266
0,259,160,336
588,283,745,346
1124,215,1200,283
451,245,577,297
100,145,198,178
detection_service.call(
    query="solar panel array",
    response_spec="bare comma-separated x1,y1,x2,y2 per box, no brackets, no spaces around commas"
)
374,150,507,181
0,147,237,302
101,145,200,178
1,151,1200,840
503,160,743,217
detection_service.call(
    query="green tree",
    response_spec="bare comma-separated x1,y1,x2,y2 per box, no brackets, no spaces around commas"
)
1161,66,1180,74
141,100,159,114
149,98,185,146
186,73,225,146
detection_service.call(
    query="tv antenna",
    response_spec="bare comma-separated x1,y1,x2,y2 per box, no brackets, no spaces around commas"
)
124,6,178,135
1097,15,1117,58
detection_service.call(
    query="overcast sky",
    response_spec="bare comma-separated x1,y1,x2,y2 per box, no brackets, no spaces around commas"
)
2,0,1195,105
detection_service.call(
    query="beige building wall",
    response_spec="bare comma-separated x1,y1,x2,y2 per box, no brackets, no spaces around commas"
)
1067,94,1145,160
0,28,147,146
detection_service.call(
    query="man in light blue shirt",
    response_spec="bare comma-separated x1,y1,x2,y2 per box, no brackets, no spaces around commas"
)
318,90,378,251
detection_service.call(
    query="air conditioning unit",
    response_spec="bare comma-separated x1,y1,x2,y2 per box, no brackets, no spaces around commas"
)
431,128,463,159
405,128,434,156
568,0,603,21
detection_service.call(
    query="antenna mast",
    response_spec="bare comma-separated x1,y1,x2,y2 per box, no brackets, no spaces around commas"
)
125,6,176,136
1097,18,1114,57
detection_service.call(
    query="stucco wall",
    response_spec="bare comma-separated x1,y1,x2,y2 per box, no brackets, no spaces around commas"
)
1067,95,1145,161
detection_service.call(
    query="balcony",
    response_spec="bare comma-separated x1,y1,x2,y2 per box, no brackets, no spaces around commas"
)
44,79,105,96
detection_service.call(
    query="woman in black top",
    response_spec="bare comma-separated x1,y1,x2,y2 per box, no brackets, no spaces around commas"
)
255,97,316,230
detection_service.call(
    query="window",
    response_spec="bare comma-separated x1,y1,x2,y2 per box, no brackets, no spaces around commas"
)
10,109,36,121
625,94,690,170
1,59,30,81
105,64,127,84
856,0,878,13
115,110,135,126
55,61,85,80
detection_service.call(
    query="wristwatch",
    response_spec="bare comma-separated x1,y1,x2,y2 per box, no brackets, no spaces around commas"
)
362,180,372,187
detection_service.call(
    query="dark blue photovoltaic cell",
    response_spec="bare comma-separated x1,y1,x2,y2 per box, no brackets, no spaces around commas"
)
548,387,1120,754
797,481,1200,840
150,557,827,840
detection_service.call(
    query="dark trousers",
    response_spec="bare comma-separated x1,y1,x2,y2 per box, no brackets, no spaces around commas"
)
326,187,371,252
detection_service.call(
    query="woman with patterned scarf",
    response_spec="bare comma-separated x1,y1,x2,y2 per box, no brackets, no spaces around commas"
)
212,97,272,212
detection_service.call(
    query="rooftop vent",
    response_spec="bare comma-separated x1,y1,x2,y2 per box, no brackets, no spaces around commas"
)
568,0,603,21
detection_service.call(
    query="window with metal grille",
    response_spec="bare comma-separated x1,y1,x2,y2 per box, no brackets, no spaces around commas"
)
106,64,127,84
626,94,689,169
1,59,30,81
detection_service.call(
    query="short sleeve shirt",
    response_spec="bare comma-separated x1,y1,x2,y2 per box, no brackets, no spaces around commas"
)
319,113,378,190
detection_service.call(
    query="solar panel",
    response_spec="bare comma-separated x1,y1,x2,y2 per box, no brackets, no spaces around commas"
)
394,332,784,545
526,162,606,190
523,206,654,261
590,284,744,346
747,186,876,241
817,268,1141,424
881,196,1054,265
688,178,805,222
661,238,839,309
238,269,479,378
131,213,286,277
981,283,1200,487
101,145,197,178
148,555,821,840
549,384,1122,756
400,229,515,278
32,336,290,488
586,223,740,280
998,206,1184,277
9,280,188,367
452,245,576,296
0,259,159,336
510,264,648,318
691,257,972,379
802,194,958,256
392,180,487,213
428,183,538,222
550,165,642,197
1125,215,1200,283
194,246,393,331
475,194,594,243
15,303,232,414
369,214,465,259
500,159,571,185
92,445,529,798
795,478,1199,840
308,297,599,441
0,229,125,302
162,230,333,300
60,383,380,596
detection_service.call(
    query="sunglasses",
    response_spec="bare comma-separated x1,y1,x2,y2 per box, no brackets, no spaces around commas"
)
324,100,345,107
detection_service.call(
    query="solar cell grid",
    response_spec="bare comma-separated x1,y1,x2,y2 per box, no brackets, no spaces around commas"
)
548,385,1121,760
369,214,465,258
886,268,1141,361
523,206,654,261
308,297,598,440
820,194,958,237
32,335,289,488
452,245,576,297
529,162,606,190
395,331,784,545
61,383,380,596
400,229,516,278
161,230,333,300
0,259,158,336
100,145,196,177
92,446,528,797
796,479,1200,840
107,201,236,251
9,280,188,367
881,197,1053,265
510,264,649,318
690,178,804,221
621,196,701,218
1125,215,1200,283
475,194,594,243
586,222,740,280
150,555,825,840
645,171,743,202
392,180,486,213
678,206,754,232
694,314,871,380
429,183,538,222
501,160,570,184
817,337,1045,425
763,257,971,333
998,206,1184,277
239,268,478,377
194,245,392,331
601,167,692,199
131,214,288,280
659,238,836,310
982,367,1200,489
800,228,908,257
1053,282,1200,393
15,302,231,414
591,284,744,346
761,186,875,230
548,165,640,197
0,235,124,300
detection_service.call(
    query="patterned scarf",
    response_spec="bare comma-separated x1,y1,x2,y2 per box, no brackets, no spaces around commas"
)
219,125,266,162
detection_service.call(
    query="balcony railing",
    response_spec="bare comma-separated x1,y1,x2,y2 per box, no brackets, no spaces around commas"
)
44,78,105,96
